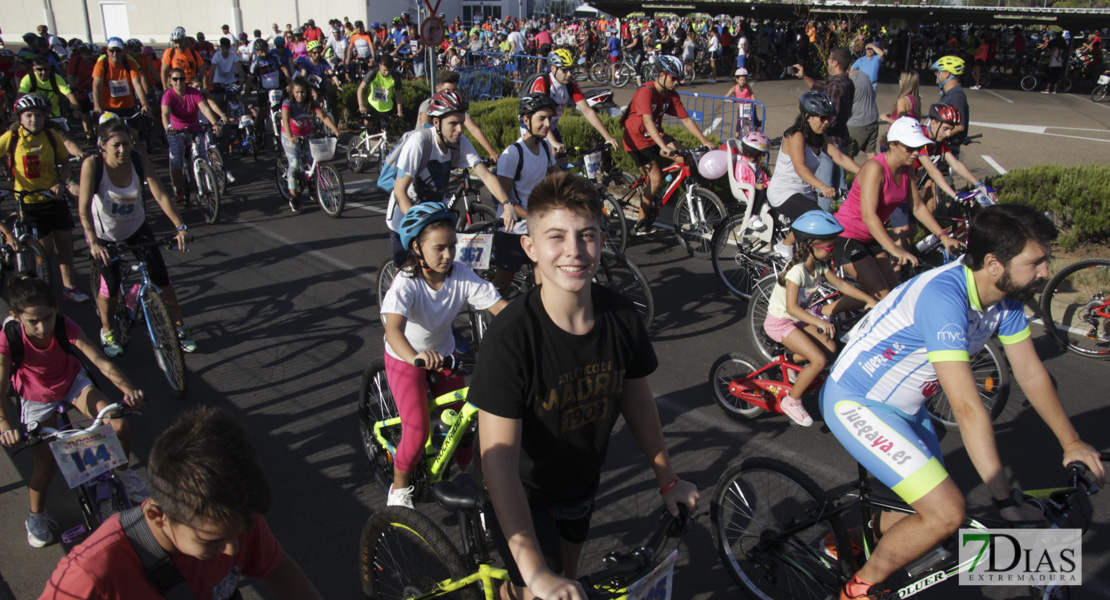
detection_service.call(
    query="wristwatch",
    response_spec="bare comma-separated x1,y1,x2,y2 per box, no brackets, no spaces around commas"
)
992,487,1025,510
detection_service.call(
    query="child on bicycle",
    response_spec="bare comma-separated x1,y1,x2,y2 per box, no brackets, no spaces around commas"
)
40,406,325,599
727,68,758,137
732,131,771,198
380,202,508,509
280,75,341,214
763,211,876,427
0,274,147,548
470,172,698,600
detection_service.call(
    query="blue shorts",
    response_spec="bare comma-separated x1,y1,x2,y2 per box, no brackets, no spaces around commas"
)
820,378,948,504
889,202,912,228
736,54,747,69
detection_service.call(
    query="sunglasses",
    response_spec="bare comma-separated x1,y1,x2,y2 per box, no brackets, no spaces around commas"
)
34,68,49,72
109,48,122,53
813,243,836,252
171,77,186,81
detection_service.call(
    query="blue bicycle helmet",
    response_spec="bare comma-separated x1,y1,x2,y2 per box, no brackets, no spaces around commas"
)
273,36,285,48
399,202,456,251
791,210,844,240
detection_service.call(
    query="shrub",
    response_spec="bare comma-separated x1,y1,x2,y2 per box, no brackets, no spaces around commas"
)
989,165,1110,248
328,79,431,129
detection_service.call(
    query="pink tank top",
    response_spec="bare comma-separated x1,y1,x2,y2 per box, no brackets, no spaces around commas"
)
836,153,909,243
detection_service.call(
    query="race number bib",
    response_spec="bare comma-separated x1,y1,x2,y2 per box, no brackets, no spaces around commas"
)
456,233,493,271
372,87,390,104
108,79,130,98
626,550,677,600
107,190,141,219
49,424,129,489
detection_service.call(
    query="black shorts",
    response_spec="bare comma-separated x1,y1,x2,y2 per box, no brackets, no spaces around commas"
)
492,231,528,273
974,58,987,67
484,498,594,587
627,134,676,169
77,95,93,113
93,221,171,294
20,199,74,236
772,193,822,224
832,236,887,266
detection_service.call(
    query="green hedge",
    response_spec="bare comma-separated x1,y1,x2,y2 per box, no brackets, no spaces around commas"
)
327,79,432,129
989,165,1110,249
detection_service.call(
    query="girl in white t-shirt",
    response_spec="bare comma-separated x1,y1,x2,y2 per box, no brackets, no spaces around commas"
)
763,212,874,427
380,202,507,508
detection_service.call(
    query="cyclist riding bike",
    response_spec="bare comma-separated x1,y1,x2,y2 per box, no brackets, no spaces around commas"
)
0,95,90,303
344,21,376,65
161,67,227,203
525,49,618,157
18,55,82,132
295,41,331,93
123,38,155,97
280,76,341,213
243,39,290,122
92,38,152,124
357,54,403,123
161,27,207,92
620,54,713,235
65,44,98,139
416,70,499,160
821,204,1106,600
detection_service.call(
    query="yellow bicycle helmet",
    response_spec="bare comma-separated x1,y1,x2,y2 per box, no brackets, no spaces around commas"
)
931,55,965,75
306,40,322,52
548,48,575,70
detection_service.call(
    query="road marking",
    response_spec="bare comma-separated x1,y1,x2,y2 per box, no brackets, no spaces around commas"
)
981,155,1007,175
974,121,1110,143
983,89,1014,104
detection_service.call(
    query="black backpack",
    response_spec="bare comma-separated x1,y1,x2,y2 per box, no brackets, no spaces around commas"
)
6,128,61,181
92,150,147,192
519,73,551,100
3,318,99,389
28,71,62,96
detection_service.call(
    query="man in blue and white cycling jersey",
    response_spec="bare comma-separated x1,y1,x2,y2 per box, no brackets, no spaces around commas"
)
821,204,1105,600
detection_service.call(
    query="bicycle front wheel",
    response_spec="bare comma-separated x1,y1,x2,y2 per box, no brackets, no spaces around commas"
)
673,188,728,260
712,458,852,599
360,506,481,600
747,274,781,363
194,161,221,225
600,192,628,255
590,61,609,84
1021,75,1038,91
711,213,775,300
274,155,292,200
376,256,397,325
358,361,401,493
925,339,1010,430
709,353,768,420
346,136,368,173
1093,84,1109,103
1039,257,1110,359
17,238,53,289
142,289,186,398
613,64,633,88
455,201,497,232
315,164,346,217
207,147,228,195
595,250,654,328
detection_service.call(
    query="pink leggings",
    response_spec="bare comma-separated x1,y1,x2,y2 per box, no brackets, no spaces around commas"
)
383,352,469,474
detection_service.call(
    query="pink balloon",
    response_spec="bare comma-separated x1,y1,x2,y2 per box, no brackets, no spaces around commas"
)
697,149,729,180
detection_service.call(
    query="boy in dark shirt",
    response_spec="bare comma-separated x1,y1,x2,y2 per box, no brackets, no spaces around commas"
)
469,171,698,600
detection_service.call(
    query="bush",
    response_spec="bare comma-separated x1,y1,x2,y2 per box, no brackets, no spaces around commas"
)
328,79,431,130
989,165,1110,248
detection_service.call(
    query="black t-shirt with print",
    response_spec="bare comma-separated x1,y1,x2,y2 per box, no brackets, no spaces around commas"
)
469,284,658,508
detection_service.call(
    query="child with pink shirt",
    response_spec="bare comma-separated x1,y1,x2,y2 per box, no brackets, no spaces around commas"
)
728,68,757,136
732,131,771,201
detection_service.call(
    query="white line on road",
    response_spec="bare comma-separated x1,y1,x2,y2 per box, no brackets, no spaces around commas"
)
983,89,1014,104
974,121,1110,143
981,155,1008,175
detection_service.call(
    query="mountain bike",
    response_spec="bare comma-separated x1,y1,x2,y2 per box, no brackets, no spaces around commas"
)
0,189,57,288
166,129,221,225
346,114,404,176
88,235,187,398
360,479,696,600
1039,257,1110,360
566,143,630,254
711,454,1107,600
274,136,346,217
15,402,135,543
1092,70,1109,102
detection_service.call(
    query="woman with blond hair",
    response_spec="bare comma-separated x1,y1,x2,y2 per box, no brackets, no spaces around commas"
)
880,70,920,123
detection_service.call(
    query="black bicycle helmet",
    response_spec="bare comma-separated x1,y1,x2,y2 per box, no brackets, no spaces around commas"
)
253,39,268,52
799,91,836,118
656,55,684,79
519,93,558,116
125,38,143,50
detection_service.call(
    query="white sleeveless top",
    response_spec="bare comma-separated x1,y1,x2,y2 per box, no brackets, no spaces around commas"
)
767,139,821,208
91,160,145,242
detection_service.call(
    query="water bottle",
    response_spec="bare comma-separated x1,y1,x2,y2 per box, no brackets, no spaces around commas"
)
916,233,938,254
664,173,674,183
904,542,953,578
124,283,141,313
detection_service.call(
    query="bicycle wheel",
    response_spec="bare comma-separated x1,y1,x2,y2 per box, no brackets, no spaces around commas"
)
603,171,643,215
712,457,852,599
1021,75,1038,91
193,161,221,225
595,250,654,328
709,353,769,420
924,339,1010,430
1093,84,1109,103
613,64,633,88
600,192,628,255
673,188,728,260
207,147,228,195
1059,77,1073,93
359,506,481,600
1039,257,1110,360
274,155,292,200
376,256,397,324
456,201,497,232
358,361,401,493
747,274,781,363
141,289,186,398
346,136,368,173
369,139,395,180
979,72,993,88
17,239,53,289
711,213,776,300
315,164,345,217
590,61,609,84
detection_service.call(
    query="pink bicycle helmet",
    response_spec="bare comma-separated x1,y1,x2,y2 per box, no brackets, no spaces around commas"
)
741,131,770,155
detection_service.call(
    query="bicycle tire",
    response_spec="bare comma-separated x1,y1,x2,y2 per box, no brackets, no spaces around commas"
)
924,339,1010,430
673,188,728,260
747,274,782,363
358,361,402,493
1059,77,1073,93
1039,257,1110,360
456,201,497,232
600,192,628,255
359,506,481,600
595,250,654,328
249,133,259,161
17,238,53,289
979,72,993,88
710,213,776,300
346,135,368,173
590,61,610,84
711,457,852,599
1021,75,1038,91
274,155,292,200
193,161,221,225
315,164,346,217
613,64,632,88
369,139,395,180
1093,84,1109,103
603,171,643,215
376,256,397,325
709,353,769,420
142,289,187,398
207,146,228,195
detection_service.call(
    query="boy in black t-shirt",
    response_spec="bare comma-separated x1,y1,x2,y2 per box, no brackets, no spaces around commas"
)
469,171,698,600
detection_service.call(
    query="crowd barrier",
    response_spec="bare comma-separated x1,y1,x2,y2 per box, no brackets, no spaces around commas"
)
669,92,766,143
463,50,549,85
459,65,512,101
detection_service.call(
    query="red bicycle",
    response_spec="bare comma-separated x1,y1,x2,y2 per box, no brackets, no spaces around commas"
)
709,352,827,422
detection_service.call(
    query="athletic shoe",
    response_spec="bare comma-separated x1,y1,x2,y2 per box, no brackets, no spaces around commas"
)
175,190,187,204
118,469,149,502
780,396,813,427
1042,90,1051,94
225,170,237,183
63,285,90,303
823,533,865,561
708,78,717,84
26,510,55,547
1051,90,1057,94
773,242,794,261
100,329,124,357
387,484,415,509
176,326,197,353
633,218,654,236
971,85,982,90
289,198,303,214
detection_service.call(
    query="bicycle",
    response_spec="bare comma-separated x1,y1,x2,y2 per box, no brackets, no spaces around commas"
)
566,143,630,254
273,136,346,217
165,129,222,225
88,235,187,398
346,113,404,176
1092,69,1109,103
711,453,1107,600
1039,257,1110,360
0,189,57,288
360,480,696,600
222,84,260,161
15,402,135,543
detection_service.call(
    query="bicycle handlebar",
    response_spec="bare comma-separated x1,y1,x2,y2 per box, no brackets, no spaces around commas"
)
413,355,476,382
951,134,983,147
101,234,187,256
22,403,127,446
578,503,696,598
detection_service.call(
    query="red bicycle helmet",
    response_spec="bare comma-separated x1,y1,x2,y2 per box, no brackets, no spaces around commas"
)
928,103,962,126
427,89,469,117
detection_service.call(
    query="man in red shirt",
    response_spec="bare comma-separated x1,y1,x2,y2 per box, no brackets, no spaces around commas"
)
66,43,98,139
621,55,713,233
303,19,324,42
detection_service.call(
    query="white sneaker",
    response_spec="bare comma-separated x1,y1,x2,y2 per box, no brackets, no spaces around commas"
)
387,484,415,509
118,469,149,502
225,170,237,183
780,396,814,427
774,242,794,261
26,510,56,547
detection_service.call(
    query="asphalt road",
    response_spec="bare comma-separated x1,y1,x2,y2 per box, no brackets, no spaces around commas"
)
1,77,1108,600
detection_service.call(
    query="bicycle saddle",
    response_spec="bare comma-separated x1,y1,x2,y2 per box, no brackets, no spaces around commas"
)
433,473,485,512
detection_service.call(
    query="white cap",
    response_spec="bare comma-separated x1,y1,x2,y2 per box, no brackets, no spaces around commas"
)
107,38,125,50
886,116,933,149
734,67,749,77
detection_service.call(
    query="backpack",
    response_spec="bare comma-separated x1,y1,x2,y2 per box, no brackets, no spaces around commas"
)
28,71,62,96
2,318,99,390
519,73,551,100
6,128,61,181
166,47,201,70
91,150,146,192
508,139,552,204
376,127,457,196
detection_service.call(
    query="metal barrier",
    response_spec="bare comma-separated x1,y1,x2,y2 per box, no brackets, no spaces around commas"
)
459,65,513,102
668,92,766,143
463,50,548,85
